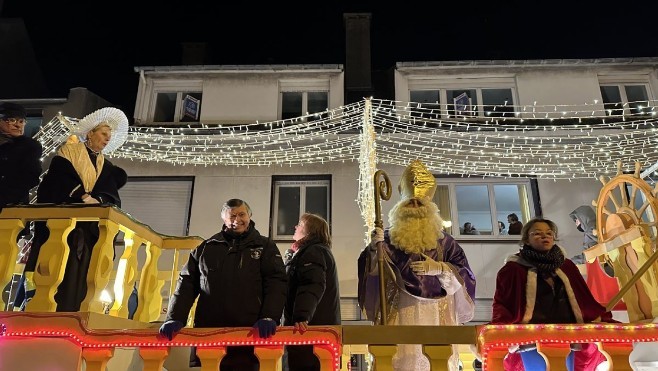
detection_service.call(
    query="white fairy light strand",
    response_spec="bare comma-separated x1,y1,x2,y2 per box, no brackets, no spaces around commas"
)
31,98,658,180
357,98,377,244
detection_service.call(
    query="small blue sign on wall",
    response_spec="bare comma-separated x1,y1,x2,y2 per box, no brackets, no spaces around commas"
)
183,95,201,120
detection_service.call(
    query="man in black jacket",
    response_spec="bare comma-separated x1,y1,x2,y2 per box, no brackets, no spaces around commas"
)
160,198,287,370
0,102,42,212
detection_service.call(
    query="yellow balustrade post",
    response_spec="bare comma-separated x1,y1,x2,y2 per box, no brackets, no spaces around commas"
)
254,346,284,371
110,231,141,318
196,347,227,371
599,343,633,371
80,219,120,313
82,347,115,371
537,343,570,371
139,347,170,371
135,242,163,322
368,345,397,371
0,219,24,309
314,346,337,371
423,345,453,371
27,218,76,312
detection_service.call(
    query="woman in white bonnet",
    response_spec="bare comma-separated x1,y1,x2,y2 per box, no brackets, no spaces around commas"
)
19,107,129,312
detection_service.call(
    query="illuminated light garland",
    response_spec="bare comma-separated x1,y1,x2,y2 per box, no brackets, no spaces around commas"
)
0,322,341,370
357,98,377,243
478,323,658,370
32,98,658,180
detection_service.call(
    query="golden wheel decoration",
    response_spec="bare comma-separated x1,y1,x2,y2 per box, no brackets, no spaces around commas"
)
593,160,658,321
595,161,658,245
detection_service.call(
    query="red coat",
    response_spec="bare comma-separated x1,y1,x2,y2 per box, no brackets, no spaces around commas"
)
492,253,615,370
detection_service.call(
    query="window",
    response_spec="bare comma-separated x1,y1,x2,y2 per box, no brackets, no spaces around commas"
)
153,92,203,123
409,85,515,119
279,79,330,120
119,177,194,236
598,75,653,117
600,84,650,116
271,175,331,240
280,91,328,120
409,90,441,119
432,179,534,237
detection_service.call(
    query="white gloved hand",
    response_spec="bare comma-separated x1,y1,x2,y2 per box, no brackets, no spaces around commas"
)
410,253,449,276
83,196,100,204
371,227,384,244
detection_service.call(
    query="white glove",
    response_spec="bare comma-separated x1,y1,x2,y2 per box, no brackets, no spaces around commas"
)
410,253,449,276
83,196,100,204
371,227,384,244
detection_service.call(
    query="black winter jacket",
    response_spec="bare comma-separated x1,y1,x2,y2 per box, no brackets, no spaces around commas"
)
283,239,341,326
0,135,42,208
167,221,287,328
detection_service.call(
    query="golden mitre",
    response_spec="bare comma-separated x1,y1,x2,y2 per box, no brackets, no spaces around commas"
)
398,159,437,200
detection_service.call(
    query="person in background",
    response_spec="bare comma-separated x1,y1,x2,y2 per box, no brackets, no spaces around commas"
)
498,221,507,235
507,213,523,235
492,217,615,371
19,107,129,311
358,160,475,371
462,222,479,235
0,102,42,213
283,213,340,371
160,198,287,371
568,206,598,265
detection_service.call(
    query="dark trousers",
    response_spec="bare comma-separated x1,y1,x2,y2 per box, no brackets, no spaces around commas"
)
191,346,259,371
286,345,320,371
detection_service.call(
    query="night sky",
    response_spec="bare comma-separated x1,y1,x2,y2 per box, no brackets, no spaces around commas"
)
4,0,658,115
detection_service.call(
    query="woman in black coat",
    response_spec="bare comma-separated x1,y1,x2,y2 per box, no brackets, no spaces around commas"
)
20,108,129,312
283,213,341,371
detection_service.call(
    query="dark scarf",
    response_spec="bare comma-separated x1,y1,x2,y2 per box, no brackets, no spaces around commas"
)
520,244,565,277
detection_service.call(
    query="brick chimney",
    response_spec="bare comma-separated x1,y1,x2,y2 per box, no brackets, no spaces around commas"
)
344,13,373,104
181,42,208,65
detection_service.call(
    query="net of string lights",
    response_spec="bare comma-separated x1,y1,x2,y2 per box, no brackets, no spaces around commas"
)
34,97,658,181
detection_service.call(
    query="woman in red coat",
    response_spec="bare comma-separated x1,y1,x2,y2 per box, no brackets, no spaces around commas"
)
492,218,614,371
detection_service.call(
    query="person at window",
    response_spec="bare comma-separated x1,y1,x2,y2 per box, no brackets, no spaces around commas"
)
462,222,479,235
160,198,287,370
358,160,476,371
19,107,129,311
0,102,42,214
283,213,340,371
507,213,523,235
498,221,507,235
492,217,614,371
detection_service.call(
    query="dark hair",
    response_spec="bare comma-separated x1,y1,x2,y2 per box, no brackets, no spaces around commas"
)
463,222,472,229
508,213,519,222
220,198,252,218
298,213,331,247
498,221,505,229
520,217,558,245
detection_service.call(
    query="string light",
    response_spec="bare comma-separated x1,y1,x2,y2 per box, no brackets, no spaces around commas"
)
0,322,342,370
32,98,658,180
478,323,658,370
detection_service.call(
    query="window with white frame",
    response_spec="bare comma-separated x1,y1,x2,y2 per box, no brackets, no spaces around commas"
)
432,178,535,237
598,75,653,116
271,175,331,240
408,77,516,119
153,92,202,123
148,80,204,123
279,79,329,120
